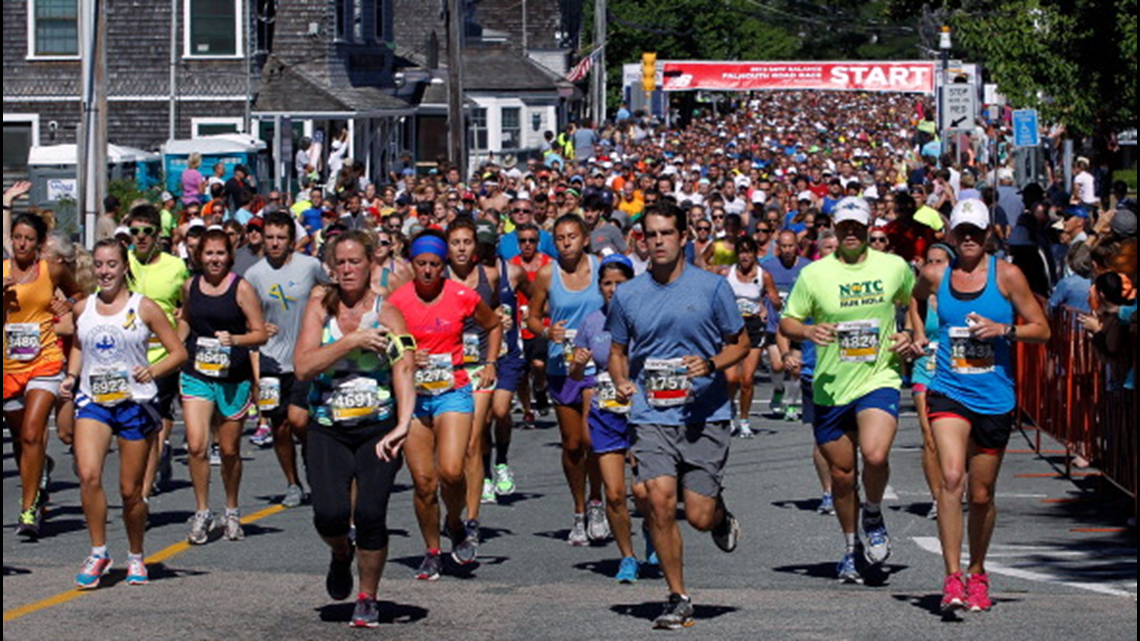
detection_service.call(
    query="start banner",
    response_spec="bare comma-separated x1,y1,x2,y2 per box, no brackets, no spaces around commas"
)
661,61,936,94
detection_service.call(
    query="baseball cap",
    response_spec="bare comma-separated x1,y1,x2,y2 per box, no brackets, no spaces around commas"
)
246,216,264,229
160,191,174,202
114,225,131,238
1110,207,1136,237
797,190,814,202
832,197,872,226
600,253,634,270
475,220,498,246
950,198,991,230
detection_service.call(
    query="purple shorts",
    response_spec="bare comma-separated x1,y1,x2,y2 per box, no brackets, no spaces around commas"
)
588,408,633,454
547,375,595,407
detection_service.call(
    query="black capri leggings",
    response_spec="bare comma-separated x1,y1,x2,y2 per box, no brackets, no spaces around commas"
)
306,419,402,551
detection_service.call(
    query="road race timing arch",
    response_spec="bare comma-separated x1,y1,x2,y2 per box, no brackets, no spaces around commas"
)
660,61,937,95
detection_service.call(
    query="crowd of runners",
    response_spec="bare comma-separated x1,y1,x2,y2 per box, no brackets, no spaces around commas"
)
3,90,1135,630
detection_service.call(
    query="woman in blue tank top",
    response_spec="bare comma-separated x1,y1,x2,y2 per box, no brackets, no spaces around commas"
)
524,214,606,546
912,199,1050,614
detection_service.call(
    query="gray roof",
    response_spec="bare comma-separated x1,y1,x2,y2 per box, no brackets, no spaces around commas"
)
253,56,413,115
462,45,568,93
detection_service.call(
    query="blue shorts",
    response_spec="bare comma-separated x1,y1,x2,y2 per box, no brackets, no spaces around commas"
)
800,378,815,426
181,373,254,422
813,387,900,446
494,356,526,393
588,407,633,454
75,395,162,441
548,375,595,407
414,385,474,419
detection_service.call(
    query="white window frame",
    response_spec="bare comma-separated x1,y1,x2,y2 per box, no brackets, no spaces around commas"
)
26,0,81,61
183,0,245,60
4,113,42,147
191,117,245,137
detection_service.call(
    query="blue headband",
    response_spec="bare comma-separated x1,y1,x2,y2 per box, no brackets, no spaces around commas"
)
411,235,449,260
600,253,634,270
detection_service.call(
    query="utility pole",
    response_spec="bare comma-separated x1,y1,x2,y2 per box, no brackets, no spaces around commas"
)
168,0,177,141
446,0,466,174
78,0,107,247
939,25,951,160
593,0,606,124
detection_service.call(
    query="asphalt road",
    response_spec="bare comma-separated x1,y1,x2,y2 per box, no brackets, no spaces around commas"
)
3,382,1136,641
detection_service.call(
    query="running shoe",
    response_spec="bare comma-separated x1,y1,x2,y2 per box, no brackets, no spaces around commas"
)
521,410,536,430
209,443,222,466
818,493,835,516
534,390,550,417
126,555,149,586
493,464,516,496
769,388,785,413
480,479,496,504
349,593,381,628
643,527,659,566
187,510,213,545
784,405,799,422
452,520,480,565
415,551,442,581
941,572,967,612
711,506,741,553
861,512,891,565
568,514,588,547
75,554,112,589
926,501,939,520
836,549,864,584
615,556,639,583
222,510,244,541
40,455,55,496
737,419,755,439
653,593,695,630
586,500,610,541
966,573,993,612
158,441,173,490
281,484,305,509
250,422,274,448
326,547,355,600
15,506,42,539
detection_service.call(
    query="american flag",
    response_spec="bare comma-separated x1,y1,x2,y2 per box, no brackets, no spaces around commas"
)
565,47,603,83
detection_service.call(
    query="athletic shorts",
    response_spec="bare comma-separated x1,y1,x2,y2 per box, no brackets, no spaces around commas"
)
414,385,474,419
180,373,254,422
154,371,180,422
800,378,815,425
927,391,1014,455
744,317,767,349
523,336,548,366
3,363,64,412
548,375,594,407
589,408,633,454
813,387,900,446
763,333,802,352
260,373,312,423
75,395,162,441
494,355,526,393
632,421,731,499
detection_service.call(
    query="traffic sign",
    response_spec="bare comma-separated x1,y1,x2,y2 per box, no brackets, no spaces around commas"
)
940,83,976,132
1012,109,1040,147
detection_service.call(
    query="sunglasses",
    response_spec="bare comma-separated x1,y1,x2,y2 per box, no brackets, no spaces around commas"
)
711,215,725,220
756,227,772,234
378,240,393,246
869,236,890,244
696,226,712,232
512,208,533,214
518,237,539,244
129,226,156,237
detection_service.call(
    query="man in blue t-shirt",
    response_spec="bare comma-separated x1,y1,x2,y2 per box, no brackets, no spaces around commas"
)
760,230,812,413
606,203,749,630
498,197,557,260
299,186,326,242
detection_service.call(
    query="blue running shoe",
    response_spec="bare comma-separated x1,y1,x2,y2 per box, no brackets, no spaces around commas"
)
76,555,112,589
836,550,863,584
615,556,639,583
862,513,892,566
818,493,835,516
643,527,659,567
126,555,149,586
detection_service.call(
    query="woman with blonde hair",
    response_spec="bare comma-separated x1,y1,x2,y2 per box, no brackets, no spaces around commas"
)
182,153,207,207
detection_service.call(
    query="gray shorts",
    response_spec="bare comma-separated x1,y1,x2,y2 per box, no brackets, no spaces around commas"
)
631,421,731,499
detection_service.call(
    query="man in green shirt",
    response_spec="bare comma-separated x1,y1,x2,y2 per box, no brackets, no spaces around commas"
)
781,197,917,585
125,204,190,498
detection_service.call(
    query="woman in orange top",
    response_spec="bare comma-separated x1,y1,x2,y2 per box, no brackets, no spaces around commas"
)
4,212,84,537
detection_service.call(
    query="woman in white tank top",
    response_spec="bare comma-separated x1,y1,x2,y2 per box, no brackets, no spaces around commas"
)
724,236,781,438
60,239,187,590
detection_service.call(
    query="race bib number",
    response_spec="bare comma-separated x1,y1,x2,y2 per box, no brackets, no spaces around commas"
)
595,372,631,414
563,329,578,367
949,328,995,374
837,320,880,363
90,366,131,406
330,379,390,423
462,333,480,365
259,377,281,411
415,354,455,396
643,358,693,408
5,323,41,361
194,337,231,378
736,297,761,317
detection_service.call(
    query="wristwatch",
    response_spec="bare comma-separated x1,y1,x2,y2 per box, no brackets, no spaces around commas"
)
705,357,717,375
1004,324,1018,342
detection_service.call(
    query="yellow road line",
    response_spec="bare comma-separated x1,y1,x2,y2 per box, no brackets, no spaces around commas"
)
3,504,286,623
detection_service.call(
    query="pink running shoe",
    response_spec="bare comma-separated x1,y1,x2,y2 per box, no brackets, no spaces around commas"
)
941,572,967,612
967,573,993,612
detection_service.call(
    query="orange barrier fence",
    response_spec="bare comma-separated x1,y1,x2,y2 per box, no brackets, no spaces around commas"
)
1015,309,1137,507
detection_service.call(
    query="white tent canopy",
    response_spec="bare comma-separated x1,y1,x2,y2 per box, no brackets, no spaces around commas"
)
28,143,160,166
